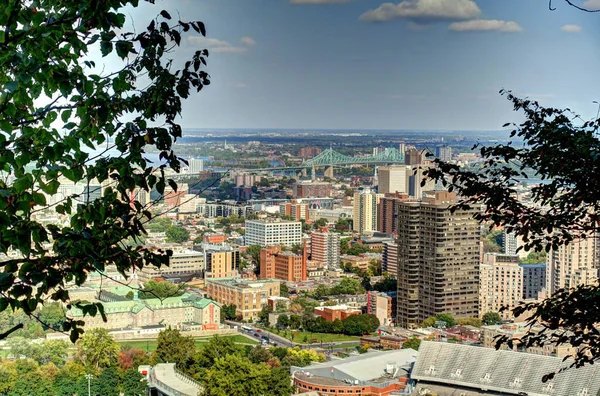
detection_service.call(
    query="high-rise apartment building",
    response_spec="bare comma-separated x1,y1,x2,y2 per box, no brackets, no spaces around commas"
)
299,147,322,158
377,166,410,195
311,229,340,268
188,158,204,173
352,189,384,234
480,253,523,320
404,149,423,166
520,263,547,300
245,218,302,247
383,241,398,276
436,146,452,162
396,191,480,328
377,192,409,234
407,164,436,199
204,245,240,279
259,246,307,281
547,236,599,294
234,173,262,187
503,230,529,259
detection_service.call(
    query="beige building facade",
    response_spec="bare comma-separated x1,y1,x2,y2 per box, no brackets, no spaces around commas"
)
205,278,281,320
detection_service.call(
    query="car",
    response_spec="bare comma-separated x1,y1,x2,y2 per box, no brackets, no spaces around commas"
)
261,335,269,340
257,329,262,332
254,333,260,338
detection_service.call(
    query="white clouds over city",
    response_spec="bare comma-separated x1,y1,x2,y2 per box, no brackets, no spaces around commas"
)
359,0,481,22
449,20,523,33
561,24,582,33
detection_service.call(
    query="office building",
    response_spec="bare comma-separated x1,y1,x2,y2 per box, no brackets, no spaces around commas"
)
298,147,321,158
234,173,262,187
245,218,302,247
547,236,599,294
404,148,423,165
396,191,480,328
520,263,547,300
205,278,280,320
503,230,528,258
310,229,340,268
204,245,239,279
377,166,410,195
383,241,398,275
377,192,409,234
436,146,452,162
188,158,204,173
407,164,436,199
352,189,384,234
480,253,522,320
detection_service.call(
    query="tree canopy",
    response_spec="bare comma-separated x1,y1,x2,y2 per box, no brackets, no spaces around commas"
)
427,91,600,374
0,0,209,341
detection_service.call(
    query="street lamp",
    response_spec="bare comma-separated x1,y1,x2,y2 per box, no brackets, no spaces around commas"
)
594,101,600,120
85,373,93,396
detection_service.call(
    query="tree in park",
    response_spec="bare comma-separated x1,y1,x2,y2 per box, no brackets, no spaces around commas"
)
481,312,503,326
76,328,121,369
165,225,191,243
152,328,195,370
118,347,149,370
425,78,600,372
220,304,238,322
0,1,210,341
119,368,148,396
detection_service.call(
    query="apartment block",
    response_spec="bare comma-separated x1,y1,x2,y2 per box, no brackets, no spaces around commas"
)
367,291,397,326
293,182,332,198
353,189,384,234
383,241,398,276
259,246,306,282
396,191,480,328
310,229,340,268
548,236,599,294
279,201,309,221
205,278,281,320
245,218,302,247
378,166,410,195
480,253,523,320
377,192,409,234
436,146,452,162
204,245,240,279
520,263,547,300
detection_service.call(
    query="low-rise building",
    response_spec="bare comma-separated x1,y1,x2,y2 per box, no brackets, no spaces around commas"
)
313,305,361,322
205,278,280,321
138,250,204,282
360,335,406,350
367,291,397,326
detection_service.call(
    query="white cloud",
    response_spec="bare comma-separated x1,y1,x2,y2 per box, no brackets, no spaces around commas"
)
291,0,351,3
449,19,523,33
241,36,256,46
561,24,582,33
583,0,600,9
188,36,256,53
359,0,481,22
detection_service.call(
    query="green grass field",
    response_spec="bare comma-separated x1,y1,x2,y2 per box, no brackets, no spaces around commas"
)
118,334,258,352
277,331,361,344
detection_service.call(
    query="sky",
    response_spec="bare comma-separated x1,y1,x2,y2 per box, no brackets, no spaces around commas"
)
123,0,600,131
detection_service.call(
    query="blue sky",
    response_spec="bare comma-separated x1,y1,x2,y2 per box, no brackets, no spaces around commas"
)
128,0,600,130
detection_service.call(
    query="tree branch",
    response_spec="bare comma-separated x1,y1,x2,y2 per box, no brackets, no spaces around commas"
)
0,323,24,340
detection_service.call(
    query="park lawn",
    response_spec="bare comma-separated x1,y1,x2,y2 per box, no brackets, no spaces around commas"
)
282,331,361,344
118,334,257,352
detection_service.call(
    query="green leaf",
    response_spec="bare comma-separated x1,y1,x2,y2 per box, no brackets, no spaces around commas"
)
13,174,33,192
4,81,18,92
100,40,113,57
115,41,132,59
61,109,72,123
160,10,172,20
32,192,47,206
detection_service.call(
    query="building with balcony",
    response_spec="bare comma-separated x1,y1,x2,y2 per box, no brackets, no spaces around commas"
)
245,218,302,247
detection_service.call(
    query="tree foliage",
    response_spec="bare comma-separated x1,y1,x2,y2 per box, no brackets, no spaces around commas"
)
426,90,600,373
76,328,120,369
0,0,210,341
151,328,195,369
165,225,191,243
139,279,185,299
482,311,503,326
402,337,421,351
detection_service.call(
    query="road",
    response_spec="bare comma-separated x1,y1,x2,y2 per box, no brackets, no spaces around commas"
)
224,320,360,351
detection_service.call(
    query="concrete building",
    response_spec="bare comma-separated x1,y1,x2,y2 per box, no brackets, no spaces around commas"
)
340,254,372,272
436,146,452,162
291,349,416,396
367,291,397,326
245,218,302,247
188,158,203,173
259,246,306,282
69,292,220,331
503,230,528,258
205,278,280,321
377,192,409,235
293,182,332,198
480,253,522,320
310,229,340,268
407,164,436,199
233,172,262,187
520,263,547,300
313,305,361,321
377,166,410,195
353,189,384,234
404,148,423,165
138,250,204,282
279,201,309,221
299,146,322,158
396,191,480,328
548,236,599,294
382,241,398,276
203,245,239,279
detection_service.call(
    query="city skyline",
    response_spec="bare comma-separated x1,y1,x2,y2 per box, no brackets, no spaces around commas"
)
122,0,600,130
